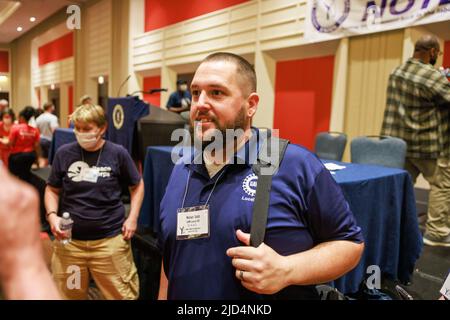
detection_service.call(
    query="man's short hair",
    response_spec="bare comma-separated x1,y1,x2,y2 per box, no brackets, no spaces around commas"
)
43,102,54,111
200,52,256,94
414,35,440,53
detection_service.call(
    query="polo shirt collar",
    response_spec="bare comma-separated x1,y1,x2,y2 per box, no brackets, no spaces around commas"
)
185,127,262,178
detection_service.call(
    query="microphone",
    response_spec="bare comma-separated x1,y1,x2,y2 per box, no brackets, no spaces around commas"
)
129,88,168,96
149,88,168,94
117,75,131,97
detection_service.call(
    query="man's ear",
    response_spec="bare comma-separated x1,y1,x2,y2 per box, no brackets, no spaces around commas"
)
246,93,259,118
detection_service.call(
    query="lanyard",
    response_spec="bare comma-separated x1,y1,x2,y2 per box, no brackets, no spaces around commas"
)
81,145,103,167
181,169,226,208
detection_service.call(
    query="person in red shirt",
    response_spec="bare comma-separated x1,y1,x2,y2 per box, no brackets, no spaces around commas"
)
1,106,40,182
0,108,15,167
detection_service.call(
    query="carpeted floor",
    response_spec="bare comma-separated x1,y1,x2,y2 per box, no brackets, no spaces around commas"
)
404,211,449,300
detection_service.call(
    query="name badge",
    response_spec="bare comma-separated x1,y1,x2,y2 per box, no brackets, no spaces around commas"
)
81,167,99,183
176,205,210,240
441,272,450,299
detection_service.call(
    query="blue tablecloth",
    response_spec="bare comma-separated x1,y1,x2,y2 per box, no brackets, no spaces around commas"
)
49,128,76,164
324,160,422,293
139,146,422,294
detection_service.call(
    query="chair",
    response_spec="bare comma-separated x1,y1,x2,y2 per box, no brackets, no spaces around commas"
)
314,131,347,161
350,135,407,169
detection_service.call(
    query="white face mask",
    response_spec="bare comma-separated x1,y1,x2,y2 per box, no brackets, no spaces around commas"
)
74,130,100,150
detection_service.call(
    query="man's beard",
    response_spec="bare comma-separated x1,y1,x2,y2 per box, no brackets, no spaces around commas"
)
430,55,437,66
189,106,247,150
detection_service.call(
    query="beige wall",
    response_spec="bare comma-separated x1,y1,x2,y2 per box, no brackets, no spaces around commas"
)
110,0,129,97
342,30,404,162
10,8,68,113
6,0,449,173
9,0,129,127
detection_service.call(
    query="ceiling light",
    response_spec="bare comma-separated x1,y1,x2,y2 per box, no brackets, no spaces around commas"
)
30,17,36,22
17,26,23,32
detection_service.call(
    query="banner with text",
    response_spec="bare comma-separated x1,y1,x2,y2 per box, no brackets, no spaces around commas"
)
304,0,450,43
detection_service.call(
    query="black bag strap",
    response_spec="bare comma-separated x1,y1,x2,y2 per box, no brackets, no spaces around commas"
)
250,130,289,247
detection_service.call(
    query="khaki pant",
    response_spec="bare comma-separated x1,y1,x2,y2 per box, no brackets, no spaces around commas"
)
51,234,139,300
405,158,450,238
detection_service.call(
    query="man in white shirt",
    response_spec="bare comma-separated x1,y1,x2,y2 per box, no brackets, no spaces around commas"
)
36,102,59,167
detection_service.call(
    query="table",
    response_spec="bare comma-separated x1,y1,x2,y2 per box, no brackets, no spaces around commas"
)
49,128,76,164
139,146,422,294
324,160,422,293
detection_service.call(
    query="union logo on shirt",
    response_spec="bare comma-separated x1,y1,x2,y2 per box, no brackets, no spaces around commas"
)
242,173,257,202
67,161,112,182
68,161,89,182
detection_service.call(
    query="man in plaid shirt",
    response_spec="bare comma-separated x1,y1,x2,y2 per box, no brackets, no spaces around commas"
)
381,35,450,247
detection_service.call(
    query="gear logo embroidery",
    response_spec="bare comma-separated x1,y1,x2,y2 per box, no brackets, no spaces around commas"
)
242,173,258,197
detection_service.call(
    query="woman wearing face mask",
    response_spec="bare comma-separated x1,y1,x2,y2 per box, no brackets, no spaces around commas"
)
44,104,144,300
1,106,40,182
0,108,15,167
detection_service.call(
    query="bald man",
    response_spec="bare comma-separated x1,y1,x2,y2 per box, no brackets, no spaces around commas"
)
381,35,450,247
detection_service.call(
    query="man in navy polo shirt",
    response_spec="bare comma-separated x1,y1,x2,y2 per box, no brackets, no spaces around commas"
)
158,52,364,300
166,79,192,121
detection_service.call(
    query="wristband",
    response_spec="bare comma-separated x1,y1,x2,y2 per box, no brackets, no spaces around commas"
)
46,211,57,219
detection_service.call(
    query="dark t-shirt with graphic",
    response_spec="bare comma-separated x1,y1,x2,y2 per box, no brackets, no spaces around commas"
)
48,141,141,240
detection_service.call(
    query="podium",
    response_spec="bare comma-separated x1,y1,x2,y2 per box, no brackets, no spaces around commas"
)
106,96,150,158
137,105,186,162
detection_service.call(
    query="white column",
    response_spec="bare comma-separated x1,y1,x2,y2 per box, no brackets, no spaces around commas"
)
128,0,145,98
40,86,49,107
160,65,177,109
329,38,349,133
253,50,276,129
59,83,69,128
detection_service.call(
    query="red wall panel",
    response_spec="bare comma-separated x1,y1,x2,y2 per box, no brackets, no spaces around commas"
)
68,85,74,115
274,56,335,150
444,40,450,79
0,51,8,73
143,76,161,107
38,32,74,66
145,0,249,32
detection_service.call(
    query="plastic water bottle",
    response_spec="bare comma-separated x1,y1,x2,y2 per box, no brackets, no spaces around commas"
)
60,212,73,245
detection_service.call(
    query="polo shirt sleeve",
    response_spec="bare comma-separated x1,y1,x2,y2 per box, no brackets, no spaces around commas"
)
118,145,141,186
47,150,64,188
306,167,364,244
